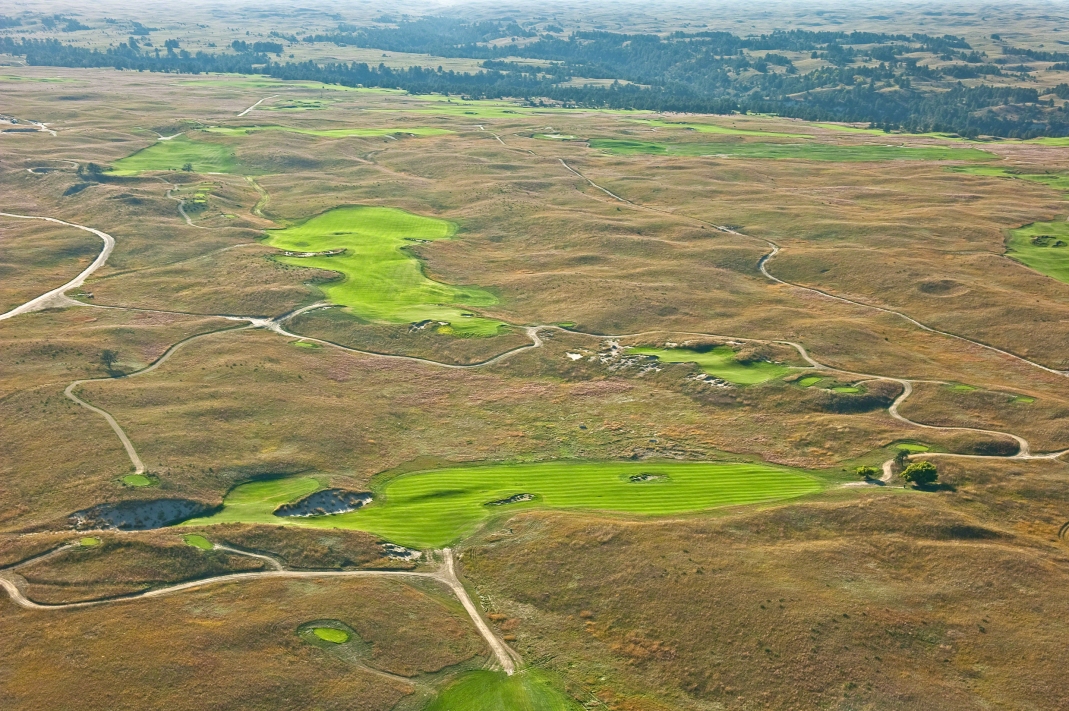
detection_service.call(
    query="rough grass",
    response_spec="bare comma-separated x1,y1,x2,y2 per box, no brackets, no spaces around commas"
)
630,345,792,384
263,206,505,335
106,135,239,176
589,138,992,161
205,126,452,138
1006,220,1069,284
425,670,581,711
951,165,1069,193
186,461,824,548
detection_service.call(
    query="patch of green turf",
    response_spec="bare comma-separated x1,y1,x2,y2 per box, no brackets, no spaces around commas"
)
425,670,581,711
122,474,153,487
630,346,792,384
204,126,452,138
1006,221,1069,284
185,460,824,549
951,166,1069,193
79,537,101,547
590,138,991,162
947,383,978,392
263,206,505,336
107,135,239,176
631,118,810,138
534,133,578,140
292,340,322,348
1011,395,1036,404
797,376,824,387
893,442,931,453
832,386,861,393
183,534,213,550
312,627,350,644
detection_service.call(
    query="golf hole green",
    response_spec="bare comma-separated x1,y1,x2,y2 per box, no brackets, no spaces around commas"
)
183,534,213,550
122,474,153,487
312,627,351,644
80,537,101,547
797,376,823,387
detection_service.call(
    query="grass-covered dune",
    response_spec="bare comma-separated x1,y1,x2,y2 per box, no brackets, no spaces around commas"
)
185,460,825,548
630,345,793,384
264,206,505,336
106,135,239,175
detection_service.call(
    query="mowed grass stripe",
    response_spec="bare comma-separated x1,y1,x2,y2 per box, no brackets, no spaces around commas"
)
187,461,823,548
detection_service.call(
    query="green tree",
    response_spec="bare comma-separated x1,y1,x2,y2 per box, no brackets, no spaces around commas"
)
901,461,938,488
856,465,879,480
182,162,193,172
100,349,118,374
893,448,911,470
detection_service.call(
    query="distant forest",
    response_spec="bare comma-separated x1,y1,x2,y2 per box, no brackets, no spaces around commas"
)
4,19,1068,138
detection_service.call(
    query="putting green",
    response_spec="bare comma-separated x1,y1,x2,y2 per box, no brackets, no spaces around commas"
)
107,135,239,176
80,537,101,547
183,534,213,550
264,206,505,335
1011,395,1036,404
425,670,581,711
312,627,350,644
948,383,978,392
629,346,792,384
832,386,861,393
122,474,152,487
893,442,930,453
205,126,452,138
1006,221,1069,285
590,138,991,162
797,376,824,387
184,460,824,549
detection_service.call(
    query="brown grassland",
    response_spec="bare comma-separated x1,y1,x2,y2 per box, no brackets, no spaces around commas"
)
2,31,1069,710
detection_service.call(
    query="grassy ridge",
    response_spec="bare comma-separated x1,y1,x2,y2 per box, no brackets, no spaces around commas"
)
205,125,452,138
425,670,582,711
185,460,824,548
264,206,505,335
590,138,991,162
952,165,1069,193
630,345,792,384
1006,221,1069,284
107,136,240,176
630,118,811,138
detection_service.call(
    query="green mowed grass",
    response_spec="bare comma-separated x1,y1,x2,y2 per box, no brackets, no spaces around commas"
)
122,474,152,487
797,376,824,387
425,670,582,711
264,206,505,336
947,383,978,392
832,386,861,393
629,118,811,138
893,442,931,453
1007,221,1069,284
589,138,991,162
80,537,101,547
1011,395,1036,404
185,460,824,549
312,627,350,644
204,126,452,138
107,135,239,176
629,346,792,384
182,534,213,550
951,165,1069,193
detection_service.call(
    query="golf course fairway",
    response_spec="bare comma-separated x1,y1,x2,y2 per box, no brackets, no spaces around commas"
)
425,670,581,711
590,138,991,162
107,135,239,175
184,460,824,548
264,206,505,335
630,345,792,384
1006,220,1069,284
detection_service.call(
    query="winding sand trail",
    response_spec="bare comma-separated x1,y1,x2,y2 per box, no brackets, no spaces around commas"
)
0,546,517,673
0,213,115,321
237,95,278,117
556,160,1069,380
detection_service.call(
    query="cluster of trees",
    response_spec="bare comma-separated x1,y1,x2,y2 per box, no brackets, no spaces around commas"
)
3,21,1068,138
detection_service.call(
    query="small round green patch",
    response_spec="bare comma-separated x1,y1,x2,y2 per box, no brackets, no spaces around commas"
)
183,534,213,550
292,340,322,349
948,383,977,392
1011,395,1036,404
832,386,861,393
797,376,823,387
80,537,101,547
313,627,350,644
122,474,153,487
894,442,930,453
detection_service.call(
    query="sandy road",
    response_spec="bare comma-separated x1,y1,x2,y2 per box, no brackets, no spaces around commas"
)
0,212,115,321
237,95,278,117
